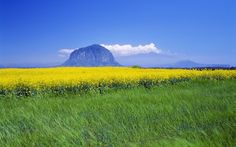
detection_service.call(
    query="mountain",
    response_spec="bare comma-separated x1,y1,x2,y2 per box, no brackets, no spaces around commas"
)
62,44,120,66
162,60,231,68
164,60,202,68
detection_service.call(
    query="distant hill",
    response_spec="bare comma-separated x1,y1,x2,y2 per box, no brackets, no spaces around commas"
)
162,60,231,68
62,44,120,66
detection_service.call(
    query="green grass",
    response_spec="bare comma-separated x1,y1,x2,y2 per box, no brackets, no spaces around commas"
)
0,79,236,146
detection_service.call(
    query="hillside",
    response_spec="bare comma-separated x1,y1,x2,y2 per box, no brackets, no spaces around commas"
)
62,44,120,66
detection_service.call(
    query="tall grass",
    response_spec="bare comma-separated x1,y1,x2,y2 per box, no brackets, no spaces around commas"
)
0,79,235,146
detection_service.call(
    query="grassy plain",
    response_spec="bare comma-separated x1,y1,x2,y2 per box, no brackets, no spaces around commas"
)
0,79,235,146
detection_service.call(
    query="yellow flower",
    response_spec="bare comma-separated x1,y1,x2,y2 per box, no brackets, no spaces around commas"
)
0,67,235,92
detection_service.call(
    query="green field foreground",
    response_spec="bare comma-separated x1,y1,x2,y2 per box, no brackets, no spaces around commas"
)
0,79,236,146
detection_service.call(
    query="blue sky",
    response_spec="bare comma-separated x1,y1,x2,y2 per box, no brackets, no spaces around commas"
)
0,0,235,66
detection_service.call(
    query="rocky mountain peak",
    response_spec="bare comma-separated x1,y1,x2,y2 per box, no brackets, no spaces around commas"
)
62,44,120,66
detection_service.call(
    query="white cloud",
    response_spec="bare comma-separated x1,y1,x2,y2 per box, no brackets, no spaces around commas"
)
101,43,161,56
58,43,162,57
58,48,77,57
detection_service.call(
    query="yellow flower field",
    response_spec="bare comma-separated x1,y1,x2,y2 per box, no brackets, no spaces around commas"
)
0,67,236,96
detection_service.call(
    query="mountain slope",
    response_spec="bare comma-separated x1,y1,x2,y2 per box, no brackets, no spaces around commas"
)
62,44,120,66
162,60,231,68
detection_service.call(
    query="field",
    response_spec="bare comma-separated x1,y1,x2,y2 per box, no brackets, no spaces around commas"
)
0,67,235,96
0,68,236,146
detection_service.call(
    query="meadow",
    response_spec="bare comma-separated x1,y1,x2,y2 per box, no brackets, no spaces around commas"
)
0,67,236,146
